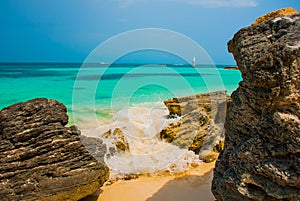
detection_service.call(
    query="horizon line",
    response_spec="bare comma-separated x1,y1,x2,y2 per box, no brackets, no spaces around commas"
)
0,61,237,66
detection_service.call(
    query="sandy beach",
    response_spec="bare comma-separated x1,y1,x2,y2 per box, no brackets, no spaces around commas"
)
81,162,216,201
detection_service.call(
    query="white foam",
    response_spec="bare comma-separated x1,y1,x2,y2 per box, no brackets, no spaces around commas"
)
83,106,201,178
106,147,201,177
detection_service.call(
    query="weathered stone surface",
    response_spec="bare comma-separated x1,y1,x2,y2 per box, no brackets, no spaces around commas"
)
252,7,297,25
0,98,109,201
163,91,229,123
161,91,230,161
80,135,107,164
212,11,300,201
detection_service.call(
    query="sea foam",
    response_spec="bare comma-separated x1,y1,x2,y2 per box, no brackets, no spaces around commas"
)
83,106,202,179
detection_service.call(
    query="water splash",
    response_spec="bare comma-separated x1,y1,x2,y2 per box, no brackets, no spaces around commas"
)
83,106,202,179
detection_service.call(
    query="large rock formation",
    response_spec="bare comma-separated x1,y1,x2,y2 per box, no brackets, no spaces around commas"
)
212,10,300,201
0,98,109,201
161,91,230,162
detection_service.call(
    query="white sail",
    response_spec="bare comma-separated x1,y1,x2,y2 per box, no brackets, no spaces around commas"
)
193,56,196,67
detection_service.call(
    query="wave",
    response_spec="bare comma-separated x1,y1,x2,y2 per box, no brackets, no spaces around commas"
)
82,106,202,179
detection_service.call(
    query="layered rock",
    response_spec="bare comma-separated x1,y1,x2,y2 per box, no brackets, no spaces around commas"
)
160,91,230,161
0,98,109,201
212,10,300,200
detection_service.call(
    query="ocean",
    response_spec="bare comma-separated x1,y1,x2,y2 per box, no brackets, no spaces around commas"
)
0,62,242,177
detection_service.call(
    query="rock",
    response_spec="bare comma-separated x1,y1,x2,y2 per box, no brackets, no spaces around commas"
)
159,122,181,143
164,90,230,123
80,135,107,164
212,10,300,201
201,152,219,163
213,140,224,153
161,91,230,159
0,98,109,201
102,128,130,152
223,66,240,70
252,7,297,25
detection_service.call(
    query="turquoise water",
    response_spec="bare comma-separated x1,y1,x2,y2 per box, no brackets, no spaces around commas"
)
0,63,242,125
0,62,242,175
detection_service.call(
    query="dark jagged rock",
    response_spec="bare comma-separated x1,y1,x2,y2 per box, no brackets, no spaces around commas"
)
0,98,109,201
161,91,230,161
212,10,300,201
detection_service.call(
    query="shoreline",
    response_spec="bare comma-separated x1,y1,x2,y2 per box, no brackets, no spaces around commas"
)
81,162,216,201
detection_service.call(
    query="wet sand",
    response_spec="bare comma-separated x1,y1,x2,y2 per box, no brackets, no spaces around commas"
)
81,162,216,201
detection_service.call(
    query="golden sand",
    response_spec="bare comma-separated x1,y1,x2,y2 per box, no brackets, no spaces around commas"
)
81,162,216,201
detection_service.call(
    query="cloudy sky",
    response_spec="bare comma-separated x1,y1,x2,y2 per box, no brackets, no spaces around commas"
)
0,0,299,64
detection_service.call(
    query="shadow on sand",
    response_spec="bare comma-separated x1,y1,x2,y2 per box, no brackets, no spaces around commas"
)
146,171,215,201
80,171,215,201
79,189,103,201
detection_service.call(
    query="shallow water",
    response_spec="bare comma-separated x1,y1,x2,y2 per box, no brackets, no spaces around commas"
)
0,63,241,116
0,63,242,176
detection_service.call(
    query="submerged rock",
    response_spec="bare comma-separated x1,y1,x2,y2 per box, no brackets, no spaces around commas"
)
212,10,300,201
161,91,230,162
0,98,109,201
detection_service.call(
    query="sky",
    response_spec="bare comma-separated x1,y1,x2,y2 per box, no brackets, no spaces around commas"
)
0,0,299,65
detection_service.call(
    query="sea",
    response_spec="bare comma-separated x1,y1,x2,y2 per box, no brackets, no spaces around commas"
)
0,62,242,178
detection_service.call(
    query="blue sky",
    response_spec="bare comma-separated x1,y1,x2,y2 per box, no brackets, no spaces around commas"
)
0,0,299,64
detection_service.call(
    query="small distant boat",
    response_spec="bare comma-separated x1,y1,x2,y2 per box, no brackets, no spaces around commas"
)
193,56,196,67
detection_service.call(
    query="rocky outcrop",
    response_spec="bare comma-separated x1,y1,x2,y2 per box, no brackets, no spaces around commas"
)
0,98,109,201
161,91,230,161
212,10,300,201
252,7,296,25
163,91,229,123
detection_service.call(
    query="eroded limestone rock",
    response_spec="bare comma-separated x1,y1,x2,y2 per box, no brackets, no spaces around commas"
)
161,91,230,162
0,98,109,201
212,10,300,201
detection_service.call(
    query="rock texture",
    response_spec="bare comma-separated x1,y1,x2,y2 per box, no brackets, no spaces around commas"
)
102,128,130,152
252,7,297,26
0,98,109,201
161,91,230,161
212,10,300,201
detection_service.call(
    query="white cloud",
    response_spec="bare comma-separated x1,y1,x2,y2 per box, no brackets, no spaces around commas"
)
117,0,258,8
